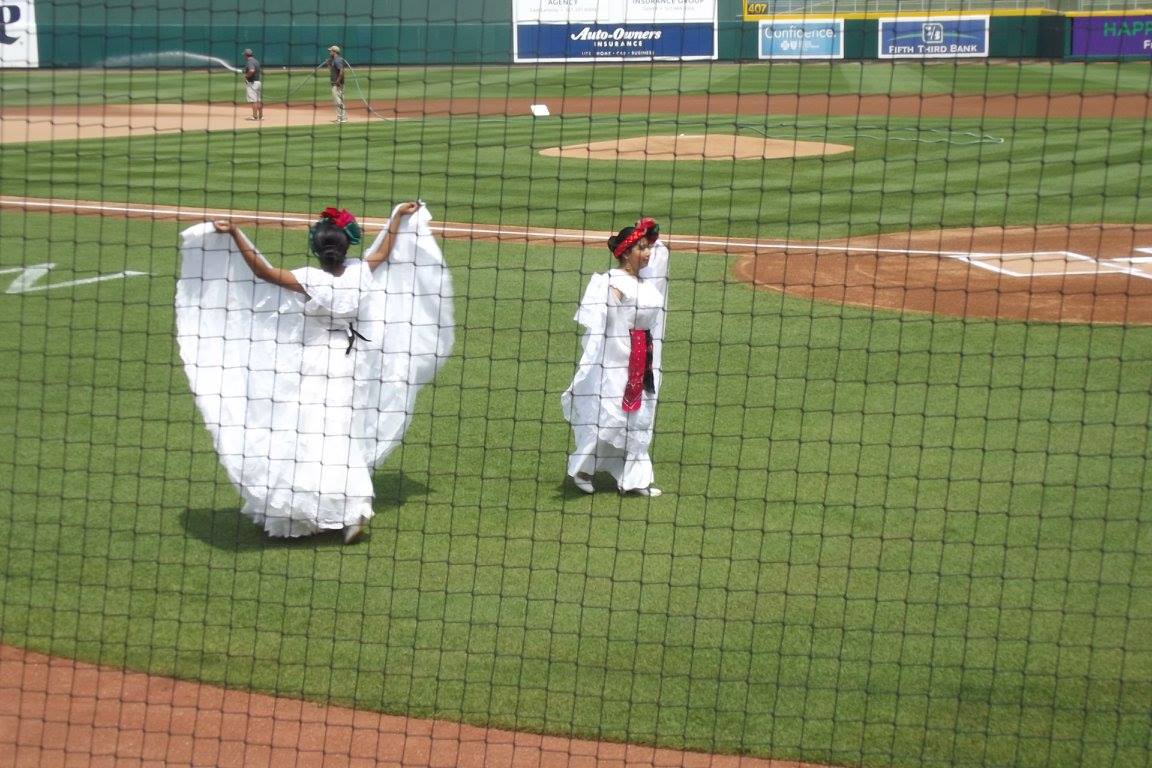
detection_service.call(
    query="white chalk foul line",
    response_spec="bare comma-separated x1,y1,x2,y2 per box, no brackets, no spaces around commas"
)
0,196,974,255
3,197,1151,280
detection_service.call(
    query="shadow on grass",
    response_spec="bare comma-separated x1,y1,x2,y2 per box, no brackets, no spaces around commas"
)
556,472,616,501
371,472,431,507
181,472,431,551
558,482,592,501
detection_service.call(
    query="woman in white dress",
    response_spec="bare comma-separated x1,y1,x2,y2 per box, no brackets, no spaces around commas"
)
561,222,669,497
175,203,454,542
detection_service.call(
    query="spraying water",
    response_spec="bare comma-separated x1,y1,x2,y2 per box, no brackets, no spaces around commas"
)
97,51,242,73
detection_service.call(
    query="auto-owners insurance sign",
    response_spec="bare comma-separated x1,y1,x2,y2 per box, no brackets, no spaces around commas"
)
514,0,718,62
0,0,38,67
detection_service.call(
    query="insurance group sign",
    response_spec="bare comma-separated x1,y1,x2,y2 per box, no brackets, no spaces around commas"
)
0,0,38,67
878,16,989,59
514,0,718,62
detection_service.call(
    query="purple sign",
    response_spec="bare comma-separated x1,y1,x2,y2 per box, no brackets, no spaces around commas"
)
1070,15,1152,58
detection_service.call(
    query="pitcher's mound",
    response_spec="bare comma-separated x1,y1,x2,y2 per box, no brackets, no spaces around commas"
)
540,133,853,161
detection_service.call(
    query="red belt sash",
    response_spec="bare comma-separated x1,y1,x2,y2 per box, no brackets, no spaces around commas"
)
622,329,654,412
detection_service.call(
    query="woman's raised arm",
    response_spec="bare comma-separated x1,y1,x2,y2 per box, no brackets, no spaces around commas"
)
364,201,422,272
214,221,305,294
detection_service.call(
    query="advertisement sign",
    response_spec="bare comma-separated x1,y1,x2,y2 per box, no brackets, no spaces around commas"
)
743,1,771,20
878,16,989,59
758,19,843,59
1070,15,1152,57
517,23,715,60
0,0,38,67
514,0,717,62
517,0,716,23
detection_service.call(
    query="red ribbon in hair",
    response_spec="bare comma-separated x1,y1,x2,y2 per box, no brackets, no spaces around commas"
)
613,226,648,258
622,329,651,412
320,207,356,230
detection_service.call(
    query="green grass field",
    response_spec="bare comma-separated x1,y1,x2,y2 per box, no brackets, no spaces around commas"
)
1,62,1150,768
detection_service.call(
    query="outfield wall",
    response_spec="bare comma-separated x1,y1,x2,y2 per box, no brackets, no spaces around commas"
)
0,0,1146,67
736,15,1068,59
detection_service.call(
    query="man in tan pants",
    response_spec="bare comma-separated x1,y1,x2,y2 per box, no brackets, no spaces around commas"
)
326,45,348,123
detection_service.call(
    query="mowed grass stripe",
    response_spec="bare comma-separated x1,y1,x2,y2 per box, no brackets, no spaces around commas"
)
4,116,1149,239
4,62,1152,108
2,205,1151,767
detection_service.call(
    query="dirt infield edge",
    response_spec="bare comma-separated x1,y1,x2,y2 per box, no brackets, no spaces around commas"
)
1,644,831,768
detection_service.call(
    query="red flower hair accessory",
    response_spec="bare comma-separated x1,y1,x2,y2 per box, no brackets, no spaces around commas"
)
314,207,362,245
635,217,660,243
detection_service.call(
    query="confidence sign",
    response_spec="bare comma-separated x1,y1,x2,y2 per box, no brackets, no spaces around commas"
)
758,19,844,59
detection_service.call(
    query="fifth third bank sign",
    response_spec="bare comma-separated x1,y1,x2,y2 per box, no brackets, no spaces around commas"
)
878,16,989,59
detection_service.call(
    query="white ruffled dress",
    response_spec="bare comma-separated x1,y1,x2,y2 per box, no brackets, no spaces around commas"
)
175,207,453,537
561,264,668,492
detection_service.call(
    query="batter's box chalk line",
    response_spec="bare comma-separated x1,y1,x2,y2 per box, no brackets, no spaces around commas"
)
943,250,1152,279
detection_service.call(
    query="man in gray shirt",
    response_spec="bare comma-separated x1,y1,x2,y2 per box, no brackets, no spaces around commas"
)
327,45,347,123
242,48,262,121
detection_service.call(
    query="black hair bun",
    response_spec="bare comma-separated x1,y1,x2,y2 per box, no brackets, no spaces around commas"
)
310,220,351,263
607,226,637,254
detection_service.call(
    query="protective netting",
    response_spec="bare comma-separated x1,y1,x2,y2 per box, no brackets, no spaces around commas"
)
1,1,1150,767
